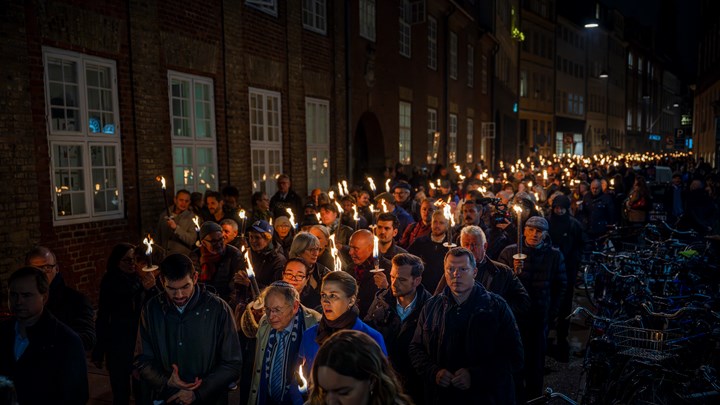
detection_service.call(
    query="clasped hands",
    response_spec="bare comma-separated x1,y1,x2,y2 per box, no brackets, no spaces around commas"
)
436,368,471,390
167,364,201,404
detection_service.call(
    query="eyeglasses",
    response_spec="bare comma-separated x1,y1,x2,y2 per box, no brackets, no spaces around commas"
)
320,293,345,302
202,238,224,247
283,272,306,281
39,264,57,272
265,305,290,317
305,247,321,253
276,224,291,229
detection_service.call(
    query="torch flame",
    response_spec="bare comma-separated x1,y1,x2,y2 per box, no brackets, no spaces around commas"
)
329,234,342,272
328,190,335,200
192,216,200,232
239,209,246,219
385,179,391,193
380,200,388,213
159,176,166,190
513,204,523,216
286,208,296,229
352,204,360,221
337,182,345,197
367,177,376,191
443,203,455,227
244,251,255,278
342,180,349,196
315,212,321,222
429,182,436,190
143,235,154,255
335,201,344,214
298,363,308,392
543,170,548,180
373,235,379,260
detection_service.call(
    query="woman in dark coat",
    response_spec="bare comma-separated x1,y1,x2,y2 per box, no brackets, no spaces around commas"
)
91,243,147,405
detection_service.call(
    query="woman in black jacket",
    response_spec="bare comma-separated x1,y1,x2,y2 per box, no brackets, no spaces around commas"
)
91,243,147,405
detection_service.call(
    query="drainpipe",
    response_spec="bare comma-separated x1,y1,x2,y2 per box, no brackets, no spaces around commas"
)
345,0,353,182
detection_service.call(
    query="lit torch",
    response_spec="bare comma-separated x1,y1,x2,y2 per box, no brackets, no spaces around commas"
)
442,203,457,248
142,235,158,272
243,249,261,298
512,205,527,264
367,177,376,198
193,216,201,247
385,179,391,193
370,234,384,273
157,176,171,218
238,209,247,235
352,204,360,231
286,208,296,231
342,180,349,196
337,182,345,197
298,362,308,394
329,234,342,272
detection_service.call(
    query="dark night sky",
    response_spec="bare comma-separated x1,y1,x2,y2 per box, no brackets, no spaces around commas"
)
602,0,701,81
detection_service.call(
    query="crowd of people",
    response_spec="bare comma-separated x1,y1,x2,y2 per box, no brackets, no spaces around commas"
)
1,152,719,405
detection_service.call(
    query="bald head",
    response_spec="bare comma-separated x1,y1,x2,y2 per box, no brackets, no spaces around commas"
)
590,179,602,196
348,229,374,265
25,246,59,284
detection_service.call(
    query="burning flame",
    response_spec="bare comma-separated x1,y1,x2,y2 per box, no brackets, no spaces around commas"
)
338,182,345,197
513,204,523,216
454,164,462,174
373,234,379,260
342,180,349,196
385,179,391,193
262,173,267,181
239,210,246,220
329,234,342,272
192,216,200,232
334,201,344,214
286,208,296,229
143,235,153,255
328,190,335,200
367,177,376,191
543,170,548,180
352,204,360,221
298,363,308,392
380,200,388,213
443,203,455,227
244,250,255,278
159,176,166,190
315,212,321,222
429,182,436,190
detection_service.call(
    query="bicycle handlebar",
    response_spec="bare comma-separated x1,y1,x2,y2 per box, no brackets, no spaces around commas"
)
526,388,578,405
641,302,705,319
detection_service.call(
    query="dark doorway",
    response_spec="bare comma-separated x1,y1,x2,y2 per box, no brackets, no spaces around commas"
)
353,112,385,183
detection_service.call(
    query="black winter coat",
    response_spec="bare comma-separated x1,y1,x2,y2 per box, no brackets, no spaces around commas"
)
549,213,585,272
346,257,391,318
364,285,432,404
0,311,89,404
498,240,567,325
407,235,449,293
47,273,96,350
409,284,523,404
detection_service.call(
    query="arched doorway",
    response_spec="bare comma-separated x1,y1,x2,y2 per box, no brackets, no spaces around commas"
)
353,111,385,183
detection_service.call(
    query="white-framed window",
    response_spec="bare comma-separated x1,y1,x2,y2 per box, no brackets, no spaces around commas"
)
303,0,327,34
306,98,330,194
168,71,218,193
427,16,437,70
427,108,438,164
249,88,283,196
467,45,474,87
360,0,376,42
43,47,124,225
449,114,458,163
246,0,278,16
449,31,458,79
481,55,488,94
399,1,412,57
466,118,474,163
399,102,412,164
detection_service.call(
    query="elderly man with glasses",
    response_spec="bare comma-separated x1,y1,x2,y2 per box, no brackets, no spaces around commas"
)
241,281,321,405
24,246,95,350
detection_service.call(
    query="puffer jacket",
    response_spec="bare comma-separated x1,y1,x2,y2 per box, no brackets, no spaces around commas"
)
497,239,567,325
135,285,242,405
408,284,523,404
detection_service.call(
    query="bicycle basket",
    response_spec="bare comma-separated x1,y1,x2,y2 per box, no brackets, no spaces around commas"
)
609,325,683,361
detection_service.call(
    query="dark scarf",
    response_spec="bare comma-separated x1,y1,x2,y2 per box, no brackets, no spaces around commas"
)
199,244,221,282
315,306,359,345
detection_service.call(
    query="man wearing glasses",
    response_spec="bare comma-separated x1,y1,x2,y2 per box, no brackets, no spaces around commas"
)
24,246,95,350
198,221,247,306
241,281,321,405
393,182,419,222
409,247,523,404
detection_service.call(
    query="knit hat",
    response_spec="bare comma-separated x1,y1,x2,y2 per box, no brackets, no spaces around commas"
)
525,216,549,231
552,194,571,210
200,221,222,240
274,216,291,229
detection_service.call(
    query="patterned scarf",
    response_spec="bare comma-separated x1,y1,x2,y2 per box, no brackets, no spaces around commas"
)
258,309,306,405
199,244,221,282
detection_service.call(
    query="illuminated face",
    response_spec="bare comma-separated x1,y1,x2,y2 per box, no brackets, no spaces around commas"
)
317,366,372,405
320,208,337,226
175,192,191,212
341,200,354,214
431,215,448,237
282,261,309,292
462,203,480,226
264,292,298,332
163,274,197,307
357,193,370,207
393,187,410,203
27,252,59,284
374,220,397,244
249,231,271,252
257,193,270,211
320,281,355,321
390,264,420,299
300,244,321,265
348,235,373,265
202,231,225,255
420,201,434,224
309,228,328,254
276,223,291,238
278,179,291,194
524,226,544,247
444,254,477,297
590,182,602,196
221,224,238,244
206,196,223,216
460,233,486,263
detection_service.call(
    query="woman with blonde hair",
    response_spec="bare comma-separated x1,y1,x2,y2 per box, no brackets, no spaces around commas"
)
308,329,412,405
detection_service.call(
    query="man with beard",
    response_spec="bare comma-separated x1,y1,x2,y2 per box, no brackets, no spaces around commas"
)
399,198,435,248
548,195,584,362
408,210,450,293
498,216,567,402
135,253,242,404
198,221,248,306
375,213,408,261
364,253,432,405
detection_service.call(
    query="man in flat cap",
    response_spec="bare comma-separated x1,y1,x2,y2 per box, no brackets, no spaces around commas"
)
198,221,248,306
497,215,567,402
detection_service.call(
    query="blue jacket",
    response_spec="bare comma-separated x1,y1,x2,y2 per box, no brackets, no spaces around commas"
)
299,317,387,376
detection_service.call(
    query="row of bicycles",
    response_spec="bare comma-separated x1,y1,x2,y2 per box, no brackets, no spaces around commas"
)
567,221,720,404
